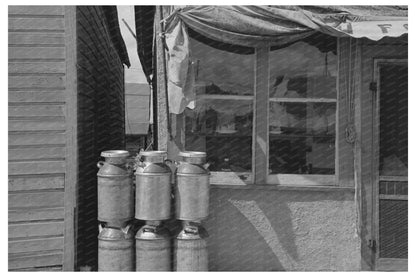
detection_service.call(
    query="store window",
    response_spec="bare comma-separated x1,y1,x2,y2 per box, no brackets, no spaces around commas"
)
184,35,338,185
185,38,254,178
268,41,337,175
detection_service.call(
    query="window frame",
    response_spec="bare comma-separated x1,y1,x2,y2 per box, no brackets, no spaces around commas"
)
178,38,355,187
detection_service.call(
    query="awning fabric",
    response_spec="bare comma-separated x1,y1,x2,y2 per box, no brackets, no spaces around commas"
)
158,5,408,114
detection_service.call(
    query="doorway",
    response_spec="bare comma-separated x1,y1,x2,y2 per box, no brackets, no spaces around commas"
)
373,59,408,271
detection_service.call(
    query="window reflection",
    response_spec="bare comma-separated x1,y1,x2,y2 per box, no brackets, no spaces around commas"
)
268,41,337,175
185,38,254,173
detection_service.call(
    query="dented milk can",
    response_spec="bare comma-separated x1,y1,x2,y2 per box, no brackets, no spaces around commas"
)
174,223,208,271
98,225,135,271
135,224,171,271
135,151,172,220
175,151,210,221
97,150,133,227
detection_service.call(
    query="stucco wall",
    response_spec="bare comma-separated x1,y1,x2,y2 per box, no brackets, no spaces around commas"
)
205,187,361,271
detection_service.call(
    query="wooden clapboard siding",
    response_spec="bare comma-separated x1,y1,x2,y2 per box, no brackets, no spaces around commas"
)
9,132,66,146
8,6,64,16
8,251,64,270
9,33,65,46
9,207,65,222
9,221,65,239
10,266,63,272
9,175,64,191
9,62,66,74
9,191,65,209
9,91,65,103
8,5,127,271
8,6,70,271
9,105,66,117
9,237,64,254
9,146,66,160
9,18,65,31
9,75,65,89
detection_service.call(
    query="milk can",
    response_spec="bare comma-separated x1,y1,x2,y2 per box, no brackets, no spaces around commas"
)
97,150,134,227
174,223,208,271
135,151,172,220
135,224,171,271
98,225,135,271
175,151,210,221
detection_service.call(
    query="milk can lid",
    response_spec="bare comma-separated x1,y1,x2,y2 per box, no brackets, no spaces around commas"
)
135,225,170,240
101,150,130,158
98,226,134,240
179,151,206,158
176,225,208,240
140,150,167,157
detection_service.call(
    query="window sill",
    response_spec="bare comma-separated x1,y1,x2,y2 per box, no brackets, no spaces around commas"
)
209,172,355,192
210,183,355,192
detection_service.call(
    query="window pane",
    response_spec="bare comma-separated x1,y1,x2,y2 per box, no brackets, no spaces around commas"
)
185,38,254,173
268,41,337,175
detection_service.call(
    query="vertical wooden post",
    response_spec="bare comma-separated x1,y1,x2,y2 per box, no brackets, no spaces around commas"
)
155,6,169,151
336,38,357,187
253,47,269,184
63,5,77,271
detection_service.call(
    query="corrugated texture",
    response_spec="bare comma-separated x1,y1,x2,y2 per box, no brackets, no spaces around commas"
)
8,6,66,270
75,6,126,270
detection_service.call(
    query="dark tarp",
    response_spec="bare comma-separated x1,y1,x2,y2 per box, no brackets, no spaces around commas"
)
102,6,131,67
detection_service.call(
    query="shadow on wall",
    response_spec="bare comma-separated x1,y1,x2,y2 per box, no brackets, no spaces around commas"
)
206,188,359,271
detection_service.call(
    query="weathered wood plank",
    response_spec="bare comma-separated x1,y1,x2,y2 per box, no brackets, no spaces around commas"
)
9,132,66,146
9,221,64,238
8,251,63,270
63,6,77,271
9,75,65,89
9,207,65,222
8,175,64,191
9,146,66,160
9,119,66,132
9,17,64,31
9,237,64,254
9,105,65,117
9,62,65,74
9,191,64,209
155,7,168,151
9,47,65,60
8,91,65,103
9,161,66,175
9,33,65,45
9,265,62,271
8,6,64,16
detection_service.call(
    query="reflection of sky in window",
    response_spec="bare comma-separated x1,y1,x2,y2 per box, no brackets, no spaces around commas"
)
190,38,254,95
269,42,337,81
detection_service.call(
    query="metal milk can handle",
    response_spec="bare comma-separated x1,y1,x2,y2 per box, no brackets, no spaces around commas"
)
143,226,157,233
184,225,198,235
121,224,131,239
97,161,105,168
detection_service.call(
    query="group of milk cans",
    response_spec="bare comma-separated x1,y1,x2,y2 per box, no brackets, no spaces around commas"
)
97,150,210,271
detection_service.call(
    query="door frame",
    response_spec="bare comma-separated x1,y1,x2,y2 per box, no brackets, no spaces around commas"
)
372,58,408,271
